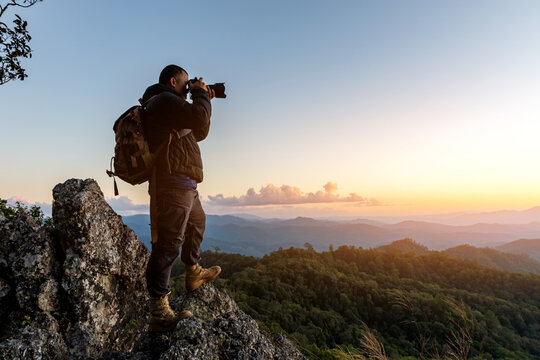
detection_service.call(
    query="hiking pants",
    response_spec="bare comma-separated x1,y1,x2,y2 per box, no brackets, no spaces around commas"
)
145,188,205,298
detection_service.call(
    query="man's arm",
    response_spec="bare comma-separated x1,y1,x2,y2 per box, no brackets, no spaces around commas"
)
146,87,211,131
192,120,210,141
183,78,214,138
171,87,211,130
179,81,213,141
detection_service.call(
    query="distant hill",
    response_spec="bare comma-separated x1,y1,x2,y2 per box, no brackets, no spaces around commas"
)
121,214,151,248
377,238,429,254
496,238,540,262
123,214,400,255
381,220,540,248
358,206,540,225
271,216,330,227
121,214,267,251
443,244,540,274
443,206,540,225
122,214,540,256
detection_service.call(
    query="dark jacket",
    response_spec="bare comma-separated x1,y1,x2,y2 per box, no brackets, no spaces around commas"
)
141,83,211,183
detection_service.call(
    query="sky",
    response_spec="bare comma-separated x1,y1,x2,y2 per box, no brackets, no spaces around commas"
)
1,1,540,218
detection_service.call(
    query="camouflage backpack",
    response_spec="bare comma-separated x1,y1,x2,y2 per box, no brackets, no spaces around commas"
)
106,103,153,195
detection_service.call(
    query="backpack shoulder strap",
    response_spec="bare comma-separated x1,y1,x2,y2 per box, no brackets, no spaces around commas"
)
138,95,156,107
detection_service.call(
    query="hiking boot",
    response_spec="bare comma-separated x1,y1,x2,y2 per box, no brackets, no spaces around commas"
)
185,263,222,291
148,291,192,332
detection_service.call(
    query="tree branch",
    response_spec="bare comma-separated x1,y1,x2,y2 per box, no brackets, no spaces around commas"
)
0,1,41,18
0,0,41,85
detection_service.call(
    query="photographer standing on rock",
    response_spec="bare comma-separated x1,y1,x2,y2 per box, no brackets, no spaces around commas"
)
140,64,221,331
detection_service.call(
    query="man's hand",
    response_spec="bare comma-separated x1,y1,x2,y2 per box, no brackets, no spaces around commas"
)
207,86,215,100
189,77,215,100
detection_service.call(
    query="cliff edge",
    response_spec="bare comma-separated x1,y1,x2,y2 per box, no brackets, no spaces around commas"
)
0,179,304,360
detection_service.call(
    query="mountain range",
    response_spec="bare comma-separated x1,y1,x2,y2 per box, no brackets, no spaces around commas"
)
337,205,540,226
122,214,540,262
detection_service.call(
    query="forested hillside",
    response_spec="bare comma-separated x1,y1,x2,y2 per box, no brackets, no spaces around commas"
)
443,244,540,274
171,247,540,359
497,238,540,262
376,238,429,254
376,238,540,275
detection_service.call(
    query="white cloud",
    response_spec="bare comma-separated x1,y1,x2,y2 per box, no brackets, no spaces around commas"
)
207,182,381,207
106,196,149,215
4,195,149,217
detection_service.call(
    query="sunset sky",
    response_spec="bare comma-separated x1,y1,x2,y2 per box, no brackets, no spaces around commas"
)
1,1,540,218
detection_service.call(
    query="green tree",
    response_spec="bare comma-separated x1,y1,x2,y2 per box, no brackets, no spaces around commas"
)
0,0,42,85
304,242,314,252
0,198,52,226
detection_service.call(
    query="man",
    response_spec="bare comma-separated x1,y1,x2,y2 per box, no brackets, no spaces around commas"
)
140,64,221,331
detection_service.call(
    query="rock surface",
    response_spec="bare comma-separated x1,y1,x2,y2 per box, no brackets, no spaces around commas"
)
52,179,149,358
0,179,149,359
0,178,305,359
162,283,304,359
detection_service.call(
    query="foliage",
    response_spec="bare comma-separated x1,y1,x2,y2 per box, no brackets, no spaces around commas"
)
0,0,42,85
170,247,540,359
124,319,138,332
443,244,540,274
377,238,429,255
20,314,32,327
0,198,52,226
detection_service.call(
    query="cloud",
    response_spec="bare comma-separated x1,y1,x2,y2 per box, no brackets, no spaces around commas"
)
324,182,338,193
207,182,381,207
9,196,31,203
5,196,151,217
106,196,149,215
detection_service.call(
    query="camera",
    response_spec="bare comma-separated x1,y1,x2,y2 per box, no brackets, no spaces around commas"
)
188,78,226,98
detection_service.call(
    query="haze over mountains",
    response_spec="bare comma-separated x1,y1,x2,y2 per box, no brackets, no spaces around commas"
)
334,205,540,226
122,212,540,263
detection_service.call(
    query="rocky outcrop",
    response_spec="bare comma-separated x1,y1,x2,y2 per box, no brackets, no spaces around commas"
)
135,283,303,359
103,283,305,359
0,179,305,359
0,179,149,359
52,179,150,358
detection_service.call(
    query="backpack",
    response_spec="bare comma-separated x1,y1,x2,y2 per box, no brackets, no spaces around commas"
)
106,103,150,195
106,97,191,196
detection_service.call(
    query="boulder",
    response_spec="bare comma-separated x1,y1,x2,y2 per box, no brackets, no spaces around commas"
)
0,179,149,359
52,179,149,357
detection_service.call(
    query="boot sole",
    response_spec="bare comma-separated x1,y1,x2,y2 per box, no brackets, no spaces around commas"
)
148,323,177,332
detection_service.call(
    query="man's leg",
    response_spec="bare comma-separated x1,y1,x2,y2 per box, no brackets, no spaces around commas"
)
181,191,205,266
145,188,195,331
146,189,194,298
183,191,221,291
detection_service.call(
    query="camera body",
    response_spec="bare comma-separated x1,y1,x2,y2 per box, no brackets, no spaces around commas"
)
188,78,226,98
